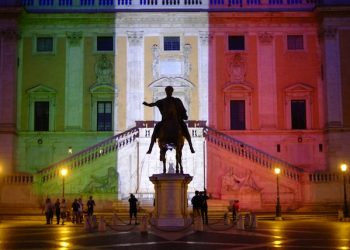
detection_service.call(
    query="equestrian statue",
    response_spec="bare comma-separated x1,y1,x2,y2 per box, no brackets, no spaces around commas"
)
143,86,195,174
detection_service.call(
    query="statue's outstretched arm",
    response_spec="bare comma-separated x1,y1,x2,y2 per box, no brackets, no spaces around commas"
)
143,101,156,107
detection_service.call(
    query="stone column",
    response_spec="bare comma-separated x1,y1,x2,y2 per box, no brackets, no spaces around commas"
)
257,32,277,129
64,32,83,131
126,31,144,128
0,28,18,173
321,27,343,128
198,31,210,123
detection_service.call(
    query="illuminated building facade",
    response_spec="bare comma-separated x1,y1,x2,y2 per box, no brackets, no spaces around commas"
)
0,0,350,211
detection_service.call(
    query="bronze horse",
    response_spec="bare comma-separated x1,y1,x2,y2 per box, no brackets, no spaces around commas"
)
157,109,185,174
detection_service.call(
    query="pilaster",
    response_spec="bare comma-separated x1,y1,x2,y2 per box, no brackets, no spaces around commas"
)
0,28,19,173
320,27,343,128
198,31,210,123
64,31,84,130
126,31,144,128
257,32,277,129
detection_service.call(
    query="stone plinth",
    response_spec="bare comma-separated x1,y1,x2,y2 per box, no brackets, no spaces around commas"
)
149,173,192,228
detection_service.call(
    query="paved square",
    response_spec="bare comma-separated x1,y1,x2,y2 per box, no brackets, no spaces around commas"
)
0,217,349,249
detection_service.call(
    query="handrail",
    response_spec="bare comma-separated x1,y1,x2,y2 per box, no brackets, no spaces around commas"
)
38,126,139,182
204,126,304,181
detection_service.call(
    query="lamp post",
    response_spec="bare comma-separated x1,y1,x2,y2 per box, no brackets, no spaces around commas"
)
60,168,67,198
340,163,349,219
274,167,282,220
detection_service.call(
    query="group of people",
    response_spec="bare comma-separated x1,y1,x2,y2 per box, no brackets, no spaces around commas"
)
43,196,96,225
191,190,209,225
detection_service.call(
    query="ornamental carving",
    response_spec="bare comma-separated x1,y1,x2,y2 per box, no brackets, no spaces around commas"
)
66,31,82,46
183,43,192,79
222,170,262,193
0,29,19,40
82,167,117,193
258,32,273,44
127,31,144,46
318,27,337,40
227,53,246,83
152,44,160,80
199,31,212,46
95,55,113,84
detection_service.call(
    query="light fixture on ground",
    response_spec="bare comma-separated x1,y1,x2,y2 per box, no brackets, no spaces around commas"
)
274,167,282,220
60,168,68,198
340,163,349,219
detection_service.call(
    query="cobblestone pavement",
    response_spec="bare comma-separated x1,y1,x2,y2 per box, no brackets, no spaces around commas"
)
0,218,349,249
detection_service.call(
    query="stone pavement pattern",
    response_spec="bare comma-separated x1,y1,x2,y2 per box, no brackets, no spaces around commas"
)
0,219,349,249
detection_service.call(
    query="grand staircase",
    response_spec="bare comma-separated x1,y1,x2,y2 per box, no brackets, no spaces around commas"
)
1,122,346,214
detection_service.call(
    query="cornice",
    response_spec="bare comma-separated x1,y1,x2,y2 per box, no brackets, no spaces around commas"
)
20,13,115,26
116,13,208,28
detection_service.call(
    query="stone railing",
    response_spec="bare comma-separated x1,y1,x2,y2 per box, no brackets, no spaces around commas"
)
308,172,350,183
38,126,139,183
20,0,320,12
0,174,34,184
136,120,206,139
204,126,303,181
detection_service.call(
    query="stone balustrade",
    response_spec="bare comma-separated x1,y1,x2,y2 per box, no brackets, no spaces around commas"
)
0,174,33,184
19,0,319,12
136,120,206,139
38,126,139,183
308,172,350,183
204,126,303,182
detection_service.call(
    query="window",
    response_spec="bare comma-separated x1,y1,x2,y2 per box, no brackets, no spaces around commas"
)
287,35,304,50
37,37,53,52
97,101,112,131
230,100,245,130
97,36,114,52
164,36,180,51
34,101,49,131
291,100,306,129
228,36,245,51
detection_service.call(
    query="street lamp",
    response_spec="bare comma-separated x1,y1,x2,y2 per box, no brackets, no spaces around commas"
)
340,163,349,219
60,168,67,198
274,167,282,220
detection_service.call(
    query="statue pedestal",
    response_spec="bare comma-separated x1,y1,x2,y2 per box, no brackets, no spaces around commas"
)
149,173,193,228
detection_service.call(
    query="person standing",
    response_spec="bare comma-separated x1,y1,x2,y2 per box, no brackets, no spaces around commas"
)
54,198,61,225
128,193,138,225
232,200,240,222
78,198,84,223
87,196,96,217
71,199,80,224
191,191,201,219
44,198,53,225
201,190,209,225
60,199,67,225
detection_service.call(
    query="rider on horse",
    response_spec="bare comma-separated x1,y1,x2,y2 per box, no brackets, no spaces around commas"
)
143,86,195,154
